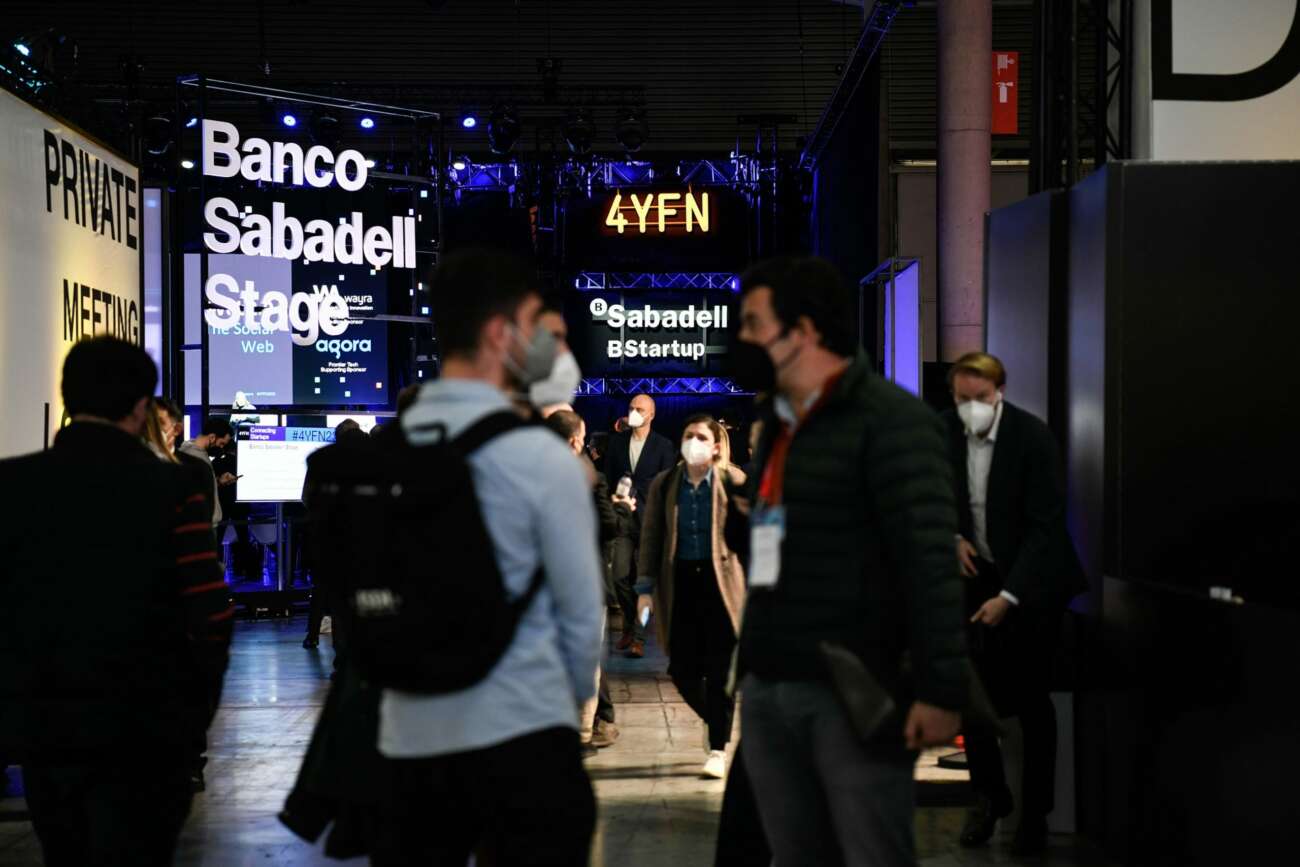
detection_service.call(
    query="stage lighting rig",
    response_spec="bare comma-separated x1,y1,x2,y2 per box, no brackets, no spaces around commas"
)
488,104,521,155
615,108,648,153
310,110,342,149
142,113,174,156
563,108,595,155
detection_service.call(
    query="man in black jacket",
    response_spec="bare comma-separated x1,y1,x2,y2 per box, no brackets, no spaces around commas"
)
0,337,233,866
943,351,1086,856
604,393,676,657
730,257,967,867
543,409,628,752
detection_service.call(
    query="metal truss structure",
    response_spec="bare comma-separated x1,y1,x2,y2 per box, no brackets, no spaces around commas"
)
577,377,749,396
448,160,522,191
1032,0,1132,191
573,272,738,291
800,1,906,168
603,161,655,186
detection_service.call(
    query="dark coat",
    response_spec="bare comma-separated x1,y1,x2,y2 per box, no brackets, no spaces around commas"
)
738,356,969,713
593,466,635,596
942,402,1087,616
603,428,677,506
0,423,231,762
637,463,748,653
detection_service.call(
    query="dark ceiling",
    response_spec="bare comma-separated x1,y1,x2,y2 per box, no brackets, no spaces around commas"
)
6,0,873,156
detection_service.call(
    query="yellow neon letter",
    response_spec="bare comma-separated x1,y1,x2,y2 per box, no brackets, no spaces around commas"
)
604,193,628,234
630,193,654,234
685,191,710,233
658,192,681,233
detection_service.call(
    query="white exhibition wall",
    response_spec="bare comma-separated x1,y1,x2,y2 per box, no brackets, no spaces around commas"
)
0,88,142,458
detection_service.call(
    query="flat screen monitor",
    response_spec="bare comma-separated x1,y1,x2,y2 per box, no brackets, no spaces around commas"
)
235,426,335,503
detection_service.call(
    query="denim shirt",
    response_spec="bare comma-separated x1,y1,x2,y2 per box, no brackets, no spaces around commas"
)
676,467,714,561
379,379,604,758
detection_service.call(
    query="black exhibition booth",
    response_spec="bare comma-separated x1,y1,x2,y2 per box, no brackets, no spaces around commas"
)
984,159,1300,864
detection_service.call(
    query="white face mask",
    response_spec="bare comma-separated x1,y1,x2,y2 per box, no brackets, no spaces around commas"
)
681,438,715,466
627,409,646,429
957,399,997,435
528,351,582,409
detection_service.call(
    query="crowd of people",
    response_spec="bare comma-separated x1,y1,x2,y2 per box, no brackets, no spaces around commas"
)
0,247,1082,866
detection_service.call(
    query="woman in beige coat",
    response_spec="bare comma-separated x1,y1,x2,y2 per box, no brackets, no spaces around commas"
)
636,414,747,779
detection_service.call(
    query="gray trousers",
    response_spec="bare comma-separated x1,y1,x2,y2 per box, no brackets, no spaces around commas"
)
741,674,917,867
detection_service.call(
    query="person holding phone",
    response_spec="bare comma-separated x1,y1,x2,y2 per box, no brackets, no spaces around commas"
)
635,414,747,779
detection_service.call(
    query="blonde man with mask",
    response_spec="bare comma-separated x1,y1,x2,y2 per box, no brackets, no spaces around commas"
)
943,352,1085,856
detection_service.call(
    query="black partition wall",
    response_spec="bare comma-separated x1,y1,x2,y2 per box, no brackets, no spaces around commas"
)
983,189,1067,433
1065,161,1300,864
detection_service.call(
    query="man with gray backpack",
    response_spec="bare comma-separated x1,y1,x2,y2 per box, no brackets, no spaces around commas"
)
336,248,604,865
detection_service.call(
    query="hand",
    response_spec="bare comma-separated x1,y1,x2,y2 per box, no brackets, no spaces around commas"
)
217,472,238,486
636,594,653,626
970,595,1012,627
956,537,979,578
903,701,961,750
612,493,637,513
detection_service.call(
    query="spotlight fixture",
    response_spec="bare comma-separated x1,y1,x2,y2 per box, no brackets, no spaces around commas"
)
181,160,195,170
451,157,468,172
562,108,595,155
461,114,478,129
281,113,298,128
142,114,174,157
13,42,30,57
185,116,198,128
487,104,521,155
309,110,342,149
359,116,375,130
614,108,648,153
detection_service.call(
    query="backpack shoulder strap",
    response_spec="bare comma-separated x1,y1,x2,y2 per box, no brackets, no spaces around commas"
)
512,567,547,612
451,410,532,455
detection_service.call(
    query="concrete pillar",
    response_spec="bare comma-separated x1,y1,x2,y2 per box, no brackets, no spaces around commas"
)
937,0,993,360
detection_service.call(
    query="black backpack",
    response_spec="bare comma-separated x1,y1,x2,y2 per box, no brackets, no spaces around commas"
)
303,411,543,694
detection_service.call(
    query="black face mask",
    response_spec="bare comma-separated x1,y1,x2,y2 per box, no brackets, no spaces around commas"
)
726,337,778,393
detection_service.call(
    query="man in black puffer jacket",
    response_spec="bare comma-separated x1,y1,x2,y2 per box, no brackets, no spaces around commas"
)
727,257,968,867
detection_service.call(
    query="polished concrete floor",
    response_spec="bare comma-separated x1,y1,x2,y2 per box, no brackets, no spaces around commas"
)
0,618,1115,865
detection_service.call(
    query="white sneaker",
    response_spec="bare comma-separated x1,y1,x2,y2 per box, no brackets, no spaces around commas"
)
702,750,727,779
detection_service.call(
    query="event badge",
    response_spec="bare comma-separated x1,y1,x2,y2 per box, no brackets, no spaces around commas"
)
749,505,786,589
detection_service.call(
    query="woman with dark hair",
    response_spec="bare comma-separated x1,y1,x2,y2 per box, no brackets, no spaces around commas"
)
636,414,747,779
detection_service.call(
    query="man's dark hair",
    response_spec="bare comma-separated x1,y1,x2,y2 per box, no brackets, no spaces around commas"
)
542,409,583,442
153,396,183,422
334,418,368,444
431,246,538,358
202,417,234,439
539,294,565,318
739,256,858,358
396,383,421,417
61,337,157,421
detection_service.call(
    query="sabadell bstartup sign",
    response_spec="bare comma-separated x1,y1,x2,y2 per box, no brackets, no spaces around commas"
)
199,119,417,345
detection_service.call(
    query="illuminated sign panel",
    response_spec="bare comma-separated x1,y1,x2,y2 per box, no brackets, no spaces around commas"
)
602,190,712,235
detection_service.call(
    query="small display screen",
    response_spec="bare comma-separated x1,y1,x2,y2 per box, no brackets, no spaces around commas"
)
235,426,335,502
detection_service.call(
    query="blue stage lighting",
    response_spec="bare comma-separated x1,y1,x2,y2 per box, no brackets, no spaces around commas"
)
281,113,298,128
452,159,467,171
13,42,30,57
185,117,198,128
461,115,478,129
360,117,375,130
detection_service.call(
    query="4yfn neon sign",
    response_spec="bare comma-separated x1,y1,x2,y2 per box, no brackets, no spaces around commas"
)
603,191,711,235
